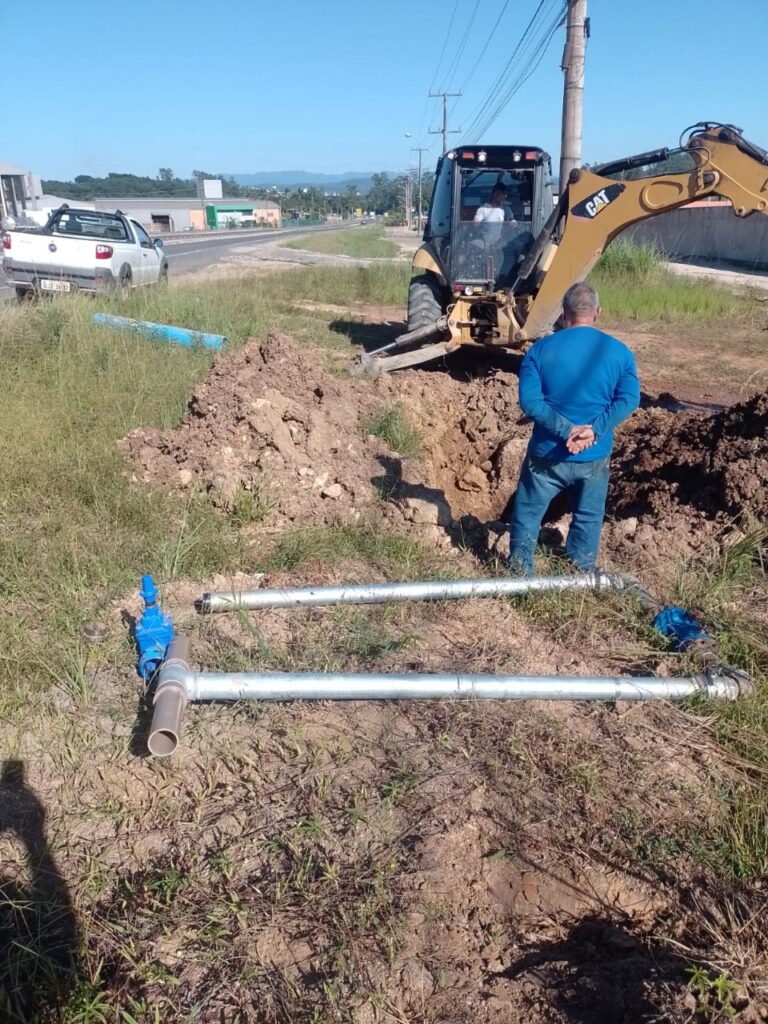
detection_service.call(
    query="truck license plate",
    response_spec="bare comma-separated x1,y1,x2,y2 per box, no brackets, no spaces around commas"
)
40,279,71,293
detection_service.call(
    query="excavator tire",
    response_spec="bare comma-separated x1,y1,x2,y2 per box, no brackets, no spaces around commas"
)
407,273,446,332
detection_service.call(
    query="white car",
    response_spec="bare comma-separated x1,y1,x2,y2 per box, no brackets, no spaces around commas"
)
2,206,169,298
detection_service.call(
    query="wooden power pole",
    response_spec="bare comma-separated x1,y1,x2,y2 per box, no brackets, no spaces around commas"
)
559,0,588,190
429,91,462,153
411,146,426,229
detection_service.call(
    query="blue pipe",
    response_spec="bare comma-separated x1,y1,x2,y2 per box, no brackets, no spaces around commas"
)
92,312,226,350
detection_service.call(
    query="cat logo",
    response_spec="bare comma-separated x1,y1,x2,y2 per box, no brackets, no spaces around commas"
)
572,182,625,219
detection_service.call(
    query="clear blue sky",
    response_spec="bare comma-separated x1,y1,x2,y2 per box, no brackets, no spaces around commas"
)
6,0,765,181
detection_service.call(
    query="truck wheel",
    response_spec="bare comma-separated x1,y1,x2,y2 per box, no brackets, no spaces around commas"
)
116,267,132,296
407,274,445,332
15,287,31,302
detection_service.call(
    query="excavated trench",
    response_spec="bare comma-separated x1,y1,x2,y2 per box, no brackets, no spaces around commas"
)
122,329,768,576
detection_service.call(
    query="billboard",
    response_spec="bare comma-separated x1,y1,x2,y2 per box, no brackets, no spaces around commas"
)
197,178,223,200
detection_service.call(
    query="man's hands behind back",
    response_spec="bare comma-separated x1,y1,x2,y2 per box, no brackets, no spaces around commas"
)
567,425,596,455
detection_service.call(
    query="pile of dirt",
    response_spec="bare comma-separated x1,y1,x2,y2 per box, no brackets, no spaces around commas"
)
605,391,768,568
122,328,767,573
612,391,768,519
122,330,389,528
121,330,532,548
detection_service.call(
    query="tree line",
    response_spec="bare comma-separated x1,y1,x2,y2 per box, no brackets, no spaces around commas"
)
42,168,435,219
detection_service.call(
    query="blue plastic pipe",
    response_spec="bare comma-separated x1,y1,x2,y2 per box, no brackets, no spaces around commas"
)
92,312,226,350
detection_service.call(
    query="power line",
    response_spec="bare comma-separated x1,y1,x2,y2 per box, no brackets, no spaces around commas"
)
428,0,460,94
440,0,482,94
470,3,565,139
459,0,553,141
462,0,566,141
455,0,513,98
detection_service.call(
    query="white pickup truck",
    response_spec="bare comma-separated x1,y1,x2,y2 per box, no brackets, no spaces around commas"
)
2,206,169,298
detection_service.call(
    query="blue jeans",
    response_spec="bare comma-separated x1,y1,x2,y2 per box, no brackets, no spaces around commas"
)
508,454,611,575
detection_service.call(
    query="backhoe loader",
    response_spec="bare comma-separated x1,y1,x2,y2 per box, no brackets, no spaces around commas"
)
360,123,768,373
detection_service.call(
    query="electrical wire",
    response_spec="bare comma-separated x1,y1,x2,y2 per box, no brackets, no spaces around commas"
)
469,2,565,140
465,0,564,140
440,0,482,94
428,0,460,94
462,0,566,142
454,0,513,98
459,0,553,141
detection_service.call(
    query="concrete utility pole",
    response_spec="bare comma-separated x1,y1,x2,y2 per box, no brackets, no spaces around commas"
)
559,0,588,190
429,91,462,153
411,146,426,229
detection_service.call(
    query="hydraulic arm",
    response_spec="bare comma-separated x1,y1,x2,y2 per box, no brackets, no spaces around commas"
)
510,123,768,341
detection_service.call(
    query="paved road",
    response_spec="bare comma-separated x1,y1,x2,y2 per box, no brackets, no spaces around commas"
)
162,222,341,275
0,222,350,301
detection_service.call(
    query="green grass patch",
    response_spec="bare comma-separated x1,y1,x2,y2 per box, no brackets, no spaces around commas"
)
282,226,399,259
0,265,412,702
362,403,423,457
258,523,443,579
590,238,759,324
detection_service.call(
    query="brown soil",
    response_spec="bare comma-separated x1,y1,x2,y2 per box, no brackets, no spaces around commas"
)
122,329,768,579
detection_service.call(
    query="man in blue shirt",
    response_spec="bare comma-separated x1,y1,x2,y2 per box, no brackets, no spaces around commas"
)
508,282,640,575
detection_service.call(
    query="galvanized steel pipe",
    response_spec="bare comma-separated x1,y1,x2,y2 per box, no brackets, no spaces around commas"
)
198,572,623,614
148,638,752,758
186,671,746,704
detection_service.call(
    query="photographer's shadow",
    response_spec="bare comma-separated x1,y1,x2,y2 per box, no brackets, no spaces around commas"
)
0,760,80,1021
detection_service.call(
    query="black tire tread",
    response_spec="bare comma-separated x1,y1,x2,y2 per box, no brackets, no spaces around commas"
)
407,274,445,331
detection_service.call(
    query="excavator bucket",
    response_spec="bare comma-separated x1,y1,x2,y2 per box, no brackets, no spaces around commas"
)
353,316,453,375
357,340,455,376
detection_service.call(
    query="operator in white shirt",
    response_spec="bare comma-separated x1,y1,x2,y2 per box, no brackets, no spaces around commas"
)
474,184,514,224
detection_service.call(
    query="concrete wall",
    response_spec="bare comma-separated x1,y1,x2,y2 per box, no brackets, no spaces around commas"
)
624,201,768,270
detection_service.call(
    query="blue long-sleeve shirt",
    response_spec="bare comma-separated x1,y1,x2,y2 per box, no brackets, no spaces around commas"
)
518,325,640,462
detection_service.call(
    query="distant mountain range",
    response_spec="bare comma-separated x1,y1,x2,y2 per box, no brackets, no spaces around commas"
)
228,171,392,192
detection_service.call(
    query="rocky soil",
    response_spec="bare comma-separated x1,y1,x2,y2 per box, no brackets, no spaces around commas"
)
122,329,767,579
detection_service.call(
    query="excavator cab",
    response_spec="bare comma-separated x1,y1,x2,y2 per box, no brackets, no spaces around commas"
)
429,146,553,297
357,146,554,373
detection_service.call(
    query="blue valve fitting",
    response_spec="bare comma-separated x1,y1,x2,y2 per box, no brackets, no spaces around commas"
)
136,574,175,679
652,605,711,652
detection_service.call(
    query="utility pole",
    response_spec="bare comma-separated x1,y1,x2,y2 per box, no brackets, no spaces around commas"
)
429,90,462,153
559,0,588,191
411,146,426,229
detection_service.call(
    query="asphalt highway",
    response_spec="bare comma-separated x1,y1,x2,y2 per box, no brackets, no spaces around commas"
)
161,222,341,274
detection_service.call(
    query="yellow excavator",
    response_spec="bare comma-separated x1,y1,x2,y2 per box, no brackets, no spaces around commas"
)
360,122,768,373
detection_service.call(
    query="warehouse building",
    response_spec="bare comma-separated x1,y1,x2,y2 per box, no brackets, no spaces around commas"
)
91,197,281,233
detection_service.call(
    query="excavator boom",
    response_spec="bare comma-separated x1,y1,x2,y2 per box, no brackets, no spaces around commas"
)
515,123,768,341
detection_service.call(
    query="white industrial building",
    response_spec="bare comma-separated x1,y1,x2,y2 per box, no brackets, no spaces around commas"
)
0,161,43,223
91,197,281,232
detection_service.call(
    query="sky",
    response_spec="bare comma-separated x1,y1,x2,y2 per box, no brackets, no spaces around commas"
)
5,0,765,181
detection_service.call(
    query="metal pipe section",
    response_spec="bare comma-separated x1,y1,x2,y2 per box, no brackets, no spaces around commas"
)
185,670,748,704
148,636,191,757
147,644,751,757
92,313,226,350
199,572,623,614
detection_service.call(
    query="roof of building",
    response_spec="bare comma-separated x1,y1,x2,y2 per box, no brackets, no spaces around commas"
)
0,161,31,176
91,197,279,211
